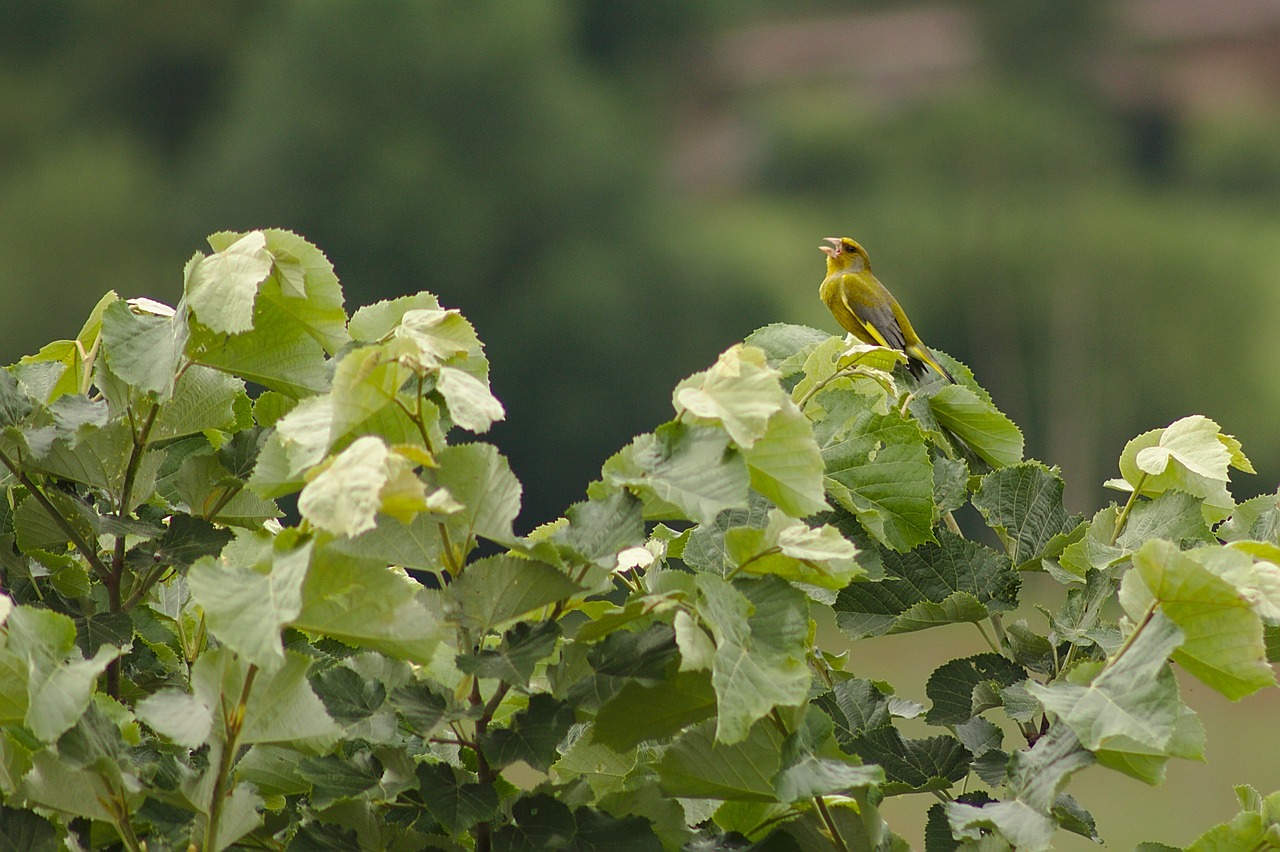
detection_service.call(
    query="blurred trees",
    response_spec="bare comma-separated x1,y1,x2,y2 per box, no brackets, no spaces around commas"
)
2,0,1279,519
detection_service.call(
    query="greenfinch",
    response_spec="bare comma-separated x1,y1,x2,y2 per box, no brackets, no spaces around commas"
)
819,236,955,383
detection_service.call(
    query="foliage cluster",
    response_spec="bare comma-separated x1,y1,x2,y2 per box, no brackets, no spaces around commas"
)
0,232,1277,851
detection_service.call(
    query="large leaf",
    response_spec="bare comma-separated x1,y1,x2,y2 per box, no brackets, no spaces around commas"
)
599,422,750,526
672,344,788,449
1120,539,1274,699
927,384,1024,469
696,575,810,744
814,388,935,552
834,530,1018,639
188,538,311,671
972,462,1084,570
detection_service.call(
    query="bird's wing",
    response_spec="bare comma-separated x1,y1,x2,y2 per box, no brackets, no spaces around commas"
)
840,284,907,352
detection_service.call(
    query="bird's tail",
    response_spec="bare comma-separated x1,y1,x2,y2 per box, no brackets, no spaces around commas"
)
907,345,956,384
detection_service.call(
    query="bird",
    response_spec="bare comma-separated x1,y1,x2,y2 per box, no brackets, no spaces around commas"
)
818,236,955,383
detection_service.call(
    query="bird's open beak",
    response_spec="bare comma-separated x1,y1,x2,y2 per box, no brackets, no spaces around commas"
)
819,237,842,257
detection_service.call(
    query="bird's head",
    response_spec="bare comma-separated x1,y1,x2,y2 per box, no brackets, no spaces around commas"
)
819,237,870,273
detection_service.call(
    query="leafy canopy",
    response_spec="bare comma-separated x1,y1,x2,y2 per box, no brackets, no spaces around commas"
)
0,231,1274,851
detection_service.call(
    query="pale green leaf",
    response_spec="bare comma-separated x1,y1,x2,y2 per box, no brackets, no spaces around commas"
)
188,538,311,671
135,689,214,748
697,575,810,744
1134,415,1234,481
186,230,273,334
1120,539,1274,700
298,436,430,537
724,509,863,590
348,292,442,342
673,344,787,449
328,346,409,442
742,404,829,518
99,299,187,402
292,546,442,662
437,365,504,433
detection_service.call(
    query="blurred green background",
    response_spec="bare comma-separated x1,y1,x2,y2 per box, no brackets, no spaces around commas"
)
4,0,1280,523
3,1,1279,844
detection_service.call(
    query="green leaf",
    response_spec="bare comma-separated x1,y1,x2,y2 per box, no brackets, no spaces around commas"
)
592,670,717,751
325,512,444,572
554,491,645,568
814,389,935,552
150,513,235,569
390,681,448,737
481,693,576,771
150,366,246,441
925,654,1026,726
493,794,663,852
99,299,187,402
188,538,311,671
457,622,560,687
742,404,830,518
293,546,442,663
73,612,133,659
1029,612,1185,752
1003,723,1090,811
724,509,863,590
834,530,1018,639
813,678,893,749
298,751,382,809
309,665,387,726
773,706,884,802
186,230,273,334
1091,700,1205,785
682,494,773,576
450,555,582,634
928,384,1024,469
658,718,785,800
431,442,523,545
972,463,1083,569
601,421,750,526
848,727,970,793
1120,539,1274,700
696,575,810,744
417,762,500,834
0,803,57,852
673,344,788,449
1218,490,1280,544
1116,490,1215,551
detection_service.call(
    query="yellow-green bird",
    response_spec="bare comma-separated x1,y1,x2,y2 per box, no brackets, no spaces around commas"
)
819,236,955,383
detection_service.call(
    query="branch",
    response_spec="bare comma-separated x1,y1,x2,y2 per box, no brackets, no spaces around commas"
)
0,447,112,581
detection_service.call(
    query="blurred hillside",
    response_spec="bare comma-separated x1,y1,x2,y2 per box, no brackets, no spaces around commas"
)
2,0,1279,523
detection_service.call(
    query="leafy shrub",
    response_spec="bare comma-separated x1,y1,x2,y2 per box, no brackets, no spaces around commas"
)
0,231,1276,850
